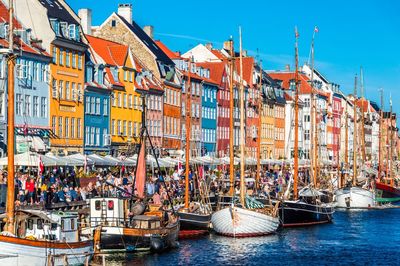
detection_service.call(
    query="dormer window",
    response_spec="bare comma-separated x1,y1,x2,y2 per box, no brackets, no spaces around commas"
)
96,65,104,84
50,19,60,36
68,24,76,39
85,64,93,83
60,22,68,37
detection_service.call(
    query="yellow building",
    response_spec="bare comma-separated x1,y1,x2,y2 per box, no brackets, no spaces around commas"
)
86,35,142,156
49,41,86,155
261,102,275,159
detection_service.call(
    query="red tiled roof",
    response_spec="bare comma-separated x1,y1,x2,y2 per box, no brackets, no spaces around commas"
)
210,49,227,60
86,35,128,67
355,98,374,112
196,62,226,85
154,40,181,59
181,69,219,85
104,67,124,87
235,57,254,86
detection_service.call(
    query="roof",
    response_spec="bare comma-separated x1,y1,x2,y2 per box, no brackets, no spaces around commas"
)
210,49,227,60
196,62,226,85
38,0,78,24
132,215,160,221
235,57,254,86
86,35,128,67
181,69,219,86
116,14,174,66
154,40,181,59
355,98,374,113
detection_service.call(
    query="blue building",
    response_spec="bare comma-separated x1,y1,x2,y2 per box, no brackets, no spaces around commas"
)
83,52,111,154
201,80,218,157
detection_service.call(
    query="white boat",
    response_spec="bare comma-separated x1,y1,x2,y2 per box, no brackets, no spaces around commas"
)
211,205,279,237
335,187,375,209
0,210,93,266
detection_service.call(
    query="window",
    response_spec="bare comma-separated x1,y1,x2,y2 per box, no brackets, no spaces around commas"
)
123,94,127,108
52,116,56,133
91,97,95,114
68,24,76,39
58,116,63,137
118,93,122,107
85,96,90,114
33,96,38,117
96,128,100,146
128,121,132,136
66,50,70,67
77,118,82,138
16,94,22,115
111,119,115,135
59,48,64,66
85,65,93,83
0,92,3,116
96,98,100,115
124,70,127,81
71,117,75,138
72,52,76,68
128,95,132,108
111,20,116,27
65,117,69,138
112,93,117,107
304,115,310,122
103,98,108,115
24,95,31,116
78,53,82,69
71,82,76,101
117,120,121,135
52,46,57,64
78,84,82,102
123,120,127,136
59,80,63,99
90,127,95,145
65,81,70,100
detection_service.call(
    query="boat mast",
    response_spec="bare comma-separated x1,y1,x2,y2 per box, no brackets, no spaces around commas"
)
352,75,358,186
293,27,300,200
239,27,246,205
389,94,393,180
228,38,235,196
6,0,16,234
310,28,317,187
344,101,349,188
360,67,366,162
378,88,383,181
184,57,192,209
256,60,262,191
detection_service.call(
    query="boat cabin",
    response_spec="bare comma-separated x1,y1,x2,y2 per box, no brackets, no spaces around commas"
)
131,215,162,230
0,210,80,242
89,197,125,227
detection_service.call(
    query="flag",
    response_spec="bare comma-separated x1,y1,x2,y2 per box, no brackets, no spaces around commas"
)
23,123,28,136
178,159,183,175
314,26,319,33
198,166,204,180
38,155,44,175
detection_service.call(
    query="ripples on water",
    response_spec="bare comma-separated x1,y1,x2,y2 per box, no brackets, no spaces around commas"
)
101,209,400,266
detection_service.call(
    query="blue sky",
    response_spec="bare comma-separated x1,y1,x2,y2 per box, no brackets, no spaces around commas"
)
68,0,400,115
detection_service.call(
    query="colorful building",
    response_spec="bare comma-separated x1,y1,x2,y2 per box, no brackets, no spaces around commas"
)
86,35,141,156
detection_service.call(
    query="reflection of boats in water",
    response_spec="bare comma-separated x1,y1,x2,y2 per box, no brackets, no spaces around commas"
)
0,210,93,265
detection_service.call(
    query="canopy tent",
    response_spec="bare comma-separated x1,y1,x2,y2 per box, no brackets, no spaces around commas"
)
104,155,123,166
65,154,94,166
0,151,60,167
220,156,240,166
87,154,109,166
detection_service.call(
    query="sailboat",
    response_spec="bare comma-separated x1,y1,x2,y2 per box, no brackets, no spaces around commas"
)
0,2,93,265
335,74,375,209
177,57,212,232
278,27,334,227
88,94,179,252
211,28,279,237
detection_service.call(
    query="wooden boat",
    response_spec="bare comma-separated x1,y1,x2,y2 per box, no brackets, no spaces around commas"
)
89,197,179,252
178,206,212,231
0,210,93,265
375,181,400,203
89,95,179,253
211,30,279,237
335,186,375,208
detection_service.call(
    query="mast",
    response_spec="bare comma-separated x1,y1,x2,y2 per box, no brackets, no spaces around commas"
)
389,94,393,180
344,101,349,187
228,38,235,196
184,57,192,209
239,27,245,205
6,0,15,234
293,27,300,200
352,75,358,186
360,67,366,162
378,88,383,181
310,27,317,187
256,60,262,191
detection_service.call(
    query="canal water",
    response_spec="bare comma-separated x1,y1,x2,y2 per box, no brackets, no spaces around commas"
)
102,209,400,265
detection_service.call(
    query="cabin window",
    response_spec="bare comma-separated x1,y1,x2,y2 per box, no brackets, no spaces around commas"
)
95,200,101,210
132,221,140,229
51,223,57,230
150,221,160,229
27,219,33,230
61,219,65,230
71,219,75,230
108,200,114,210
140,221,149,229
37,219,44,230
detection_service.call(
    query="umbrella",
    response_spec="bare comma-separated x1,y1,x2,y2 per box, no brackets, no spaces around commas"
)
0,151,60,167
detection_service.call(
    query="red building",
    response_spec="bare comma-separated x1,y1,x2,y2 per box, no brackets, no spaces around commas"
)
332,93,342,164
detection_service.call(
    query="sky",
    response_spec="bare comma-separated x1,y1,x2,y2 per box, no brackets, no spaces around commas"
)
68,0,400,115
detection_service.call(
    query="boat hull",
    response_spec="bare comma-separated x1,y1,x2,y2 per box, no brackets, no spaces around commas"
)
279,200,334,227
0,235,93,266
211,206,279,237
98,223,179,252
178,212,211,231
335,187,375,209
375,182,400,203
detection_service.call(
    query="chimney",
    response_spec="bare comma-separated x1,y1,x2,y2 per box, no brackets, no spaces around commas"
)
78,8,92,35
285,64,290,71
118,3,132,23
205,43,213,50
223,41,232,52
143,25,154,39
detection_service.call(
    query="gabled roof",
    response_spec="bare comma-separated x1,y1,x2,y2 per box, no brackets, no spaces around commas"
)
210,49,227,60
154,40,181,59
115,14,174,66
86,35,128,67
356,98,375,113
235,57,254,87
196,62,226,85
38,0,78,24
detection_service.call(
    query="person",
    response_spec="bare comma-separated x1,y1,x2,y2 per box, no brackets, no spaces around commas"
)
25,178,35,205
152,191,161,205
